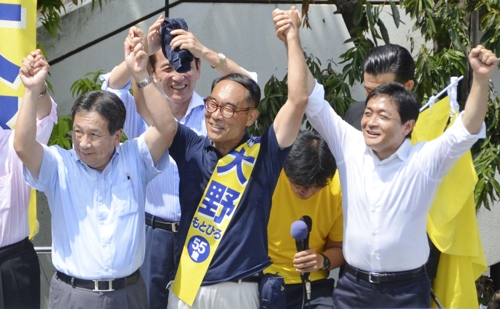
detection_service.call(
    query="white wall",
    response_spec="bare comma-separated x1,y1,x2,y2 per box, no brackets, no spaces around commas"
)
37,0,500,266
37,1,424,114
478,186,500,266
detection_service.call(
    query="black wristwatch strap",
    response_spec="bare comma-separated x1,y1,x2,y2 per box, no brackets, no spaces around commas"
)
320,253,331,271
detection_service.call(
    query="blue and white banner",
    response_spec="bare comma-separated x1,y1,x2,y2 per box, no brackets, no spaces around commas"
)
0,0,36,129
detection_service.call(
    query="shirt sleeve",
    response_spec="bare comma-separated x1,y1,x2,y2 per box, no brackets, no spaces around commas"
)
265,124,292,181
135,134,169,184
23,144,61,193
35,98,57,144
100,69,147,139
416,111,486,181
240,67,258,83
327,176,344,242
305,81,364,164
169,124,206,164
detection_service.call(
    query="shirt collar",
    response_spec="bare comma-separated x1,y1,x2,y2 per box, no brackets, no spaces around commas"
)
182,91,204,120
366,138,412,163
73,146,121,171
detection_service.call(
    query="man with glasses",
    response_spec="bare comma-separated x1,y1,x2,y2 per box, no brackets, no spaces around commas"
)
102,15,256,309
132,7,311,308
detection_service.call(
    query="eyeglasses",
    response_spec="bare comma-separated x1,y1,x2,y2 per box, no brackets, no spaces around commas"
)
203,97,254,119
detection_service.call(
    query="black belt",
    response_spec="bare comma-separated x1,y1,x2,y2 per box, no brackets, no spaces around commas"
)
56,269,140,292
145,213,179,232
228,274,261,284
345,263,425,284
0,237,29,261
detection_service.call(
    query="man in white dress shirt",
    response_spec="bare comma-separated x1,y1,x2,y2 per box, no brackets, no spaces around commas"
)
305,45,496,307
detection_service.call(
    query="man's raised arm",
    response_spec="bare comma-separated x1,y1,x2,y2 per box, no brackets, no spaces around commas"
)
14,50,52,179
169,28,254,79
131,15,257,126
124,27,176,164
272,7,310,148
462,45,498,134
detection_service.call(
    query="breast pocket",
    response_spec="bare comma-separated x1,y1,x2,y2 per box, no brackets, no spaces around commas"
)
0,173,13,212
111,179,138,218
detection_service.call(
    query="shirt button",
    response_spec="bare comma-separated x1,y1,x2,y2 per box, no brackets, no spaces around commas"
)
371,208,376,212
105,267,109,271
371,230,377,235
372,252,376,257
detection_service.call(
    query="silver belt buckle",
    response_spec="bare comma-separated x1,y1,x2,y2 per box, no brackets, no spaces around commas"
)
93,279,114,292
368,272,382,283
171,223,178,233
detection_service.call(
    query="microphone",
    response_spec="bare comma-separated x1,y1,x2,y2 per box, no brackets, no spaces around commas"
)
290,216,313,300
290,220,309,253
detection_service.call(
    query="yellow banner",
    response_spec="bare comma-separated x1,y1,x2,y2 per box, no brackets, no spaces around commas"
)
0,0,38,238
172,137,261,306
412,97,487,308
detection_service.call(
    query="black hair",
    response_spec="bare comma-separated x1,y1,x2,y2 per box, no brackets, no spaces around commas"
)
284,130,337,188
365,82,420,138
363,44,415,84
71,90,126,135
211,73,261,108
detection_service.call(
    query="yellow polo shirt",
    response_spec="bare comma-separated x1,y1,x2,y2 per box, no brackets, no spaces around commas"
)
265,170,343,284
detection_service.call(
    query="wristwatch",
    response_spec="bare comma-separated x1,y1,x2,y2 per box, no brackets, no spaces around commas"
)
136,75,154,89
211,52,226,69
320,253,331,271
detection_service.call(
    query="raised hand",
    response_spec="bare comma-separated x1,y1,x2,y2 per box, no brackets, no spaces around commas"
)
272,8,291,43
286,7,302,34
169,29,206,59
469,45,498,80
124,26,149,80
147,15,164,56
272,6,302,43
19,50,49,92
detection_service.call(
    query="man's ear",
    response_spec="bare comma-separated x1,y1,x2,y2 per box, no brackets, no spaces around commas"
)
194,58,202,80
152,71,159,84
403,119,415,137
405,80,415,91
245,109,259,127
114,128,123,146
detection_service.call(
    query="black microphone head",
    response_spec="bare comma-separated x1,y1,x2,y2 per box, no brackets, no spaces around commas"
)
290,220,308,240
301,215,312,232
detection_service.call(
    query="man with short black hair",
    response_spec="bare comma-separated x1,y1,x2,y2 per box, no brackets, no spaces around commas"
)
130,7,310,308
298,41,497,306
102,16,256,308
265,130,344,309
268,9,498,304
344,44,415,130
14,27,174,308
